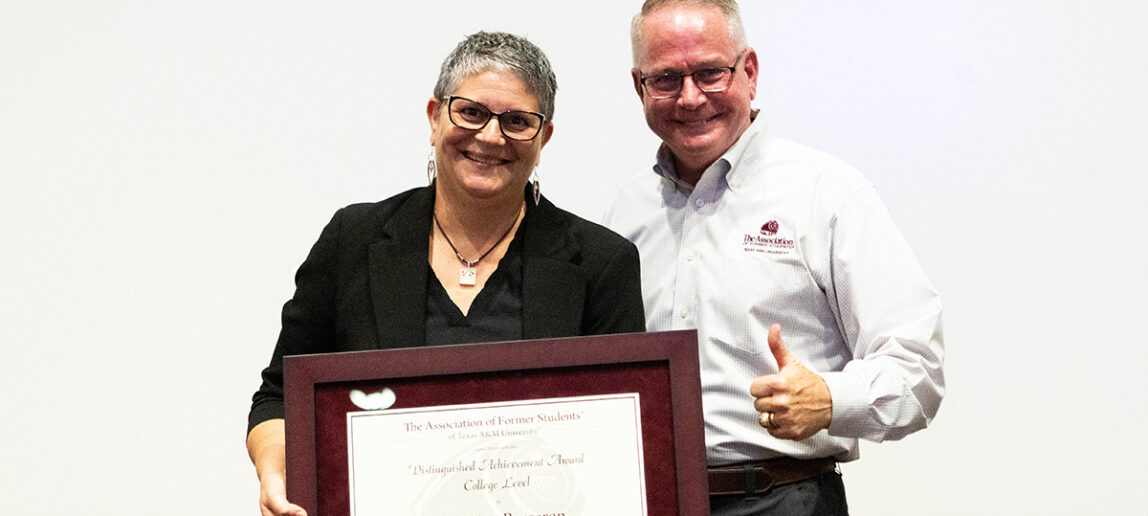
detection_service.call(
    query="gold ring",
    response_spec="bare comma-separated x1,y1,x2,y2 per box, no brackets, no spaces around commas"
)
758,411,776,430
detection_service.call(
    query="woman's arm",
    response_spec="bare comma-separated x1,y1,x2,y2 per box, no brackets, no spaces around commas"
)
246,419,307,516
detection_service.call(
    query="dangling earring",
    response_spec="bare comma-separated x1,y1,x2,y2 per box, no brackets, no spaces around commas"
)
530,168,541,206
426,147,437,185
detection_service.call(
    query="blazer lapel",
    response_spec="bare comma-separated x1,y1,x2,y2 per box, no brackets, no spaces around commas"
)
521,195,586,339
368,187,433,348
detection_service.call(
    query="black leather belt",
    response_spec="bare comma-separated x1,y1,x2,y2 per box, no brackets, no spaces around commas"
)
707,457,837,496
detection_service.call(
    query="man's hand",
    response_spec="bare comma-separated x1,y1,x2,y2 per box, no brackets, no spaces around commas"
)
750,324,833,440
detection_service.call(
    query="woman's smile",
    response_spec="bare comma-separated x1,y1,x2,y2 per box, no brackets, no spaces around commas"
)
462,150,509,166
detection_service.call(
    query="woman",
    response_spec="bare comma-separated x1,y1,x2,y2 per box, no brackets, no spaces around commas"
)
245,32,645,516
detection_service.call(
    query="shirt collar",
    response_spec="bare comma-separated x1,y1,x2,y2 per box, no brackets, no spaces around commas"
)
651,110,767,192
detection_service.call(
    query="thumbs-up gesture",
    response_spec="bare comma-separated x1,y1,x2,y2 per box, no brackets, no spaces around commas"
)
749,324,833,440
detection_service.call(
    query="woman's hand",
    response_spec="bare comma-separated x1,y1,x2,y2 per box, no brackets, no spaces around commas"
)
247,419,307,516
257,470,306,516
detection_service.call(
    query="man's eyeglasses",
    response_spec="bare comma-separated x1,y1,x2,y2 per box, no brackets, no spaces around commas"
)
445,96,547,141
639,50,746,100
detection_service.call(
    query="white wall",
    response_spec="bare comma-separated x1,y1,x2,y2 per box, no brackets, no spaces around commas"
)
2,1,1146,514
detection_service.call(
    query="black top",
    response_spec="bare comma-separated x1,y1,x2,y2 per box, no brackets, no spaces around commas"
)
425,223,525,346
247,185,646,432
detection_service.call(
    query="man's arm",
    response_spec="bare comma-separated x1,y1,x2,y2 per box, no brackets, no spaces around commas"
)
754,187,944,443
820,187,945,442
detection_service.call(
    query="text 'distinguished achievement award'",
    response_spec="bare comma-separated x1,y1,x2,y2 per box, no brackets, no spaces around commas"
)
347,393,647,515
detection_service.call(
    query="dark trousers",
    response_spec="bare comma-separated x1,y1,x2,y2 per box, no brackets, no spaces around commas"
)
709,471,848,516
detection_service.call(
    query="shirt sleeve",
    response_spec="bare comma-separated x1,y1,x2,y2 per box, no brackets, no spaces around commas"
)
581,235,647,335
247,209,343,433
819,187,945,442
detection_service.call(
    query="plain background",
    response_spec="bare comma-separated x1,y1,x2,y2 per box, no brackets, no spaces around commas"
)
3,1,1146,514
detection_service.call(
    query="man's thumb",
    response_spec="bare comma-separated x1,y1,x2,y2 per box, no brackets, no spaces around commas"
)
768,324,796,369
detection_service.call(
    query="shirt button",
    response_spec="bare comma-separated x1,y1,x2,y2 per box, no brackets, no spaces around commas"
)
694,199,705,208
679,309,688,319
686,252,695,262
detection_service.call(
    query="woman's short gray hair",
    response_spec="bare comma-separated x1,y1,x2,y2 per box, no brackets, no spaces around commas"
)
433,31,558,121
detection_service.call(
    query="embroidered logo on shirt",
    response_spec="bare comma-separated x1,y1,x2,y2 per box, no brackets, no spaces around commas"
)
743,220,794,255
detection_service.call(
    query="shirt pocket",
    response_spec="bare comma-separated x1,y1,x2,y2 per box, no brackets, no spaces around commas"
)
705,249,824,359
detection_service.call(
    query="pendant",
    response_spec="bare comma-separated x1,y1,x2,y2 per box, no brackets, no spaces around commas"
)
459,267,477,286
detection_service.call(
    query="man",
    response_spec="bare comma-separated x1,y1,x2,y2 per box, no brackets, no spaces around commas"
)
603,1,945,514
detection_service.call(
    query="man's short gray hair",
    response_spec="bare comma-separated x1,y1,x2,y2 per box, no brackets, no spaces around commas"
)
433,31,558,121
631,0,748,68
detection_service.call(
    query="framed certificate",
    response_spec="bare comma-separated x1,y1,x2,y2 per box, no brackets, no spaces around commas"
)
284,330,707,515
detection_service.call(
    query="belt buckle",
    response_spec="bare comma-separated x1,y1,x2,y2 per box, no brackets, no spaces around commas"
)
744,464,775,499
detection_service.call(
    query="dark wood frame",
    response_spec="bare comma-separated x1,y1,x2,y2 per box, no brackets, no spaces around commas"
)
284,329,708,515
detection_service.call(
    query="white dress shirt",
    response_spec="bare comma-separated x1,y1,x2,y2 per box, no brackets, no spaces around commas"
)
603,117,944,465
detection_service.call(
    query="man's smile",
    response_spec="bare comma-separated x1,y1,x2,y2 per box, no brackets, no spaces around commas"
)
675,112,723,128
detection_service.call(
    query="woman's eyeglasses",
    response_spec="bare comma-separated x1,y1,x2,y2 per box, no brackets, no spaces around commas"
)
445,96,546,141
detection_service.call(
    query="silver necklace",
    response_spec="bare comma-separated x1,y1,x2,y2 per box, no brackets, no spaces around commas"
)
433,211,519,286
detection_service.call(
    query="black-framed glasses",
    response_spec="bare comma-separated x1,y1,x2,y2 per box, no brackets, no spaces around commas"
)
639,50,746,99
445,96,547,141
